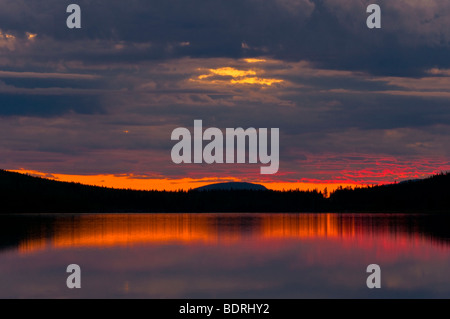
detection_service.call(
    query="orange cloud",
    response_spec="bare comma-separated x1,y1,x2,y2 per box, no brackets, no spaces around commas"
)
231,77,283,86
194,66,283,87
243,58,267,63
199,67,256,78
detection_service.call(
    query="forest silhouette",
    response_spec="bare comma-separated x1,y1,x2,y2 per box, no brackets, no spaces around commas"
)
1,169,449,213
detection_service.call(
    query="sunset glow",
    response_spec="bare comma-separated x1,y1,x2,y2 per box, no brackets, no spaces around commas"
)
9,169,360,193
2,0,450,301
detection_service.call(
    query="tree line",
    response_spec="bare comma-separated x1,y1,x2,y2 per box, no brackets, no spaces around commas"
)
1,169,449,213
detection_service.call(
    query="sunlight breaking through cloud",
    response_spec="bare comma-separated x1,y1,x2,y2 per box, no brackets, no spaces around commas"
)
194,66,284,86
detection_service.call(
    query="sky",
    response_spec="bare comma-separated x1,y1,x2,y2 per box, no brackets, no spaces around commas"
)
1,0,450,191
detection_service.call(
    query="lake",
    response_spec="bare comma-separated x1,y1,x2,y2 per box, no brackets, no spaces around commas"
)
0,213,449,298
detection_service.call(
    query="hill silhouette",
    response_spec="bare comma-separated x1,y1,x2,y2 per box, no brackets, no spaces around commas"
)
329,172,450,211
1,169,450,213
194,182,268,191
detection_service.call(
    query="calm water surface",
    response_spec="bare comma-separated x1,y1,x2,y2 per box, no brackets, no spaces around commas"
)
0,213,449,298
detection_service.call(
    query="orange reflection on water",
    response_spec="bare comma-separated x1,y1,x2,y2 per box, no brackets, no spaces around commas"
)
16,213,439,255
18,237,48,254
18,214,357,252
261,214,356,239
51,214,227,248
53,214,358,248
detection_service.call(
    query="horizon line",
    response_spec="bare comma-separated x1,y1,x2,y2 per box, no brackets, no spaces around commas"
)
4,168,414,193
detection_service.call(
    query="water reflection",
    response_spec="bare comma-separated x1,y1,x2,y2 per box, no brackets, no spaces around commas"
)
0,213,449,298
3,213,449,252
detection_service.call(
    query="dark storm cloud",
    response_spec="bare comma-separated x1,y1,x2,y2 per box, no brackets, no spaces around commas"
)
0,77,102,90
0,93,103,116
1,0,449,75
